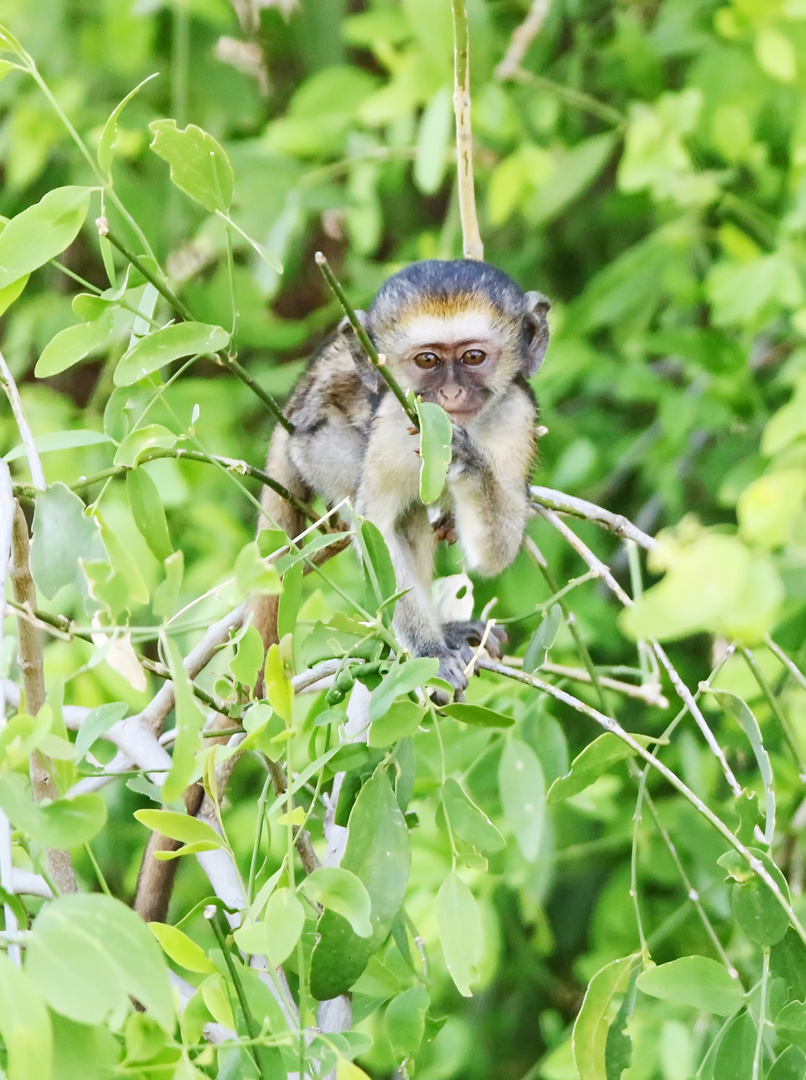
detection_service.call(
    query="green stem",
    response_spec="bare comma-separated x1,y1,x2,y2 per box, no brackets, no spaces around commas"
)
99,226,194,321
740,644,806,773
13,446,316,521
753,949,769,1080
504,68,627,128
315,252,419,427
208,911,268,1079
214,353,294,434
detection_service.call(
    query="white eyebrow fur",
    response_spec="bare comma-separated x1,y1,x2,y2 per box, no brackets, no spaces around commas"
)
398,311,497,344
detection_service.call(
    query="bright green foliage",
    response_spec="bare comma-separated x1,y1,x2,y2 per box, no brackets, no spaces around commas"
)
1,0,806,1078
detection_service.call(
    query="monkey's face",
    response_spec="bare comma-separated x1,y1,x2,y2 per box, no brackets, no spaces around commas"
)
374,301,515,424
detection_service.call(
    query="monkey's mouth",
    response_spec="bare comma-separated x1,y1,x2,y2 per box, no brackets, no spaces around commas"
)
442,407,478,425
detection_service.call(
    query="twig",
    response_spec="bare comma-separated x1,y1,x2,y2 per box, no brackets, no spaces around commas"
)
0,349,45,490
530,486,657,550
499,67,626,128
214,353,294,434
479,658,806,948
96,217,195,322
495,0,551,80
451,0,483,260
10,502,77,893
535,505,633,605
314,252,419,427
536,506,744,799
765,635,806,695
531,661,669,707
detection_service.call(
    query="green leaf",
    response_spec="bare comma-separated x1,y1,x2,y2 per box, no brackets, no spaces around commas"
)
368,700,427,748
385,986,429,1060
160,635,207,803
523,605,561,674
229,623,265,688
636,957,743,1015
436,777,506,854
358,519,397,616
35,307,131,377
133,809,227,849
149,120,234,213
310,770,410,999
4,430,113,462
0,951,53,1080
98,74,158,176
114,322,229,386
126,468,173,561
235,540,283,597
0,186,90,289
436,871,482,997
547,733,656,803
755,27,796,83
498,737,545,860
417,400,453,504
264,643,293,723
30,482,106,600
572,956,637,1080
0,270,28,318
713,1011,756,1080
0,771,106,847
113,424,178,467
705,689,774,844
301,867,373,937
414,85,452,195
768,1046,806,1080
717,847,790,947
369,658,440,723
737,469,806,551
148,923,215,974
776,1002,806,1053
153,551,184,618
262,888,306,966
527,132,617,226
74,701,128,760
439,702,516,728
25,893,174,1030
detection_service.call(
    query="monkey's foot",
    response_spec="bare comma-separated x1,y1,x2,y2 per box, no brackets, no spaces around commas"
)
431,514,457,544
430,651,470,705
443,620,508,661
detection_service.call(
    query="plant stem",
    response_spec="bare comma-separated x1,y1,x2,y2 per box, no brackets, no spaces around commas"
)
315,252,419,426
214,353,294,434
97,221,195,321
208,910,268,1078
451,0,484,260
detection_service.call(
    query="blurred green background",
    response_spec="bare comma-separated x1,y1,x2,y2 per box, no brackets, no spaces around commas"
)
2,0,806,1077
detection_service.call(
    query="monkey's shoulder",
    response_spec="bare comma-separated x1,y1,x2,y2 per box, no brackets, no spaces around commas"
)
286,330,373,433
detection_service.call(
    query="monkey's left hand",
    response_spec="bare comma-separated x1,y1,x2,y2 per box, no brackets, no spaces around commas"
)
443,620,507,661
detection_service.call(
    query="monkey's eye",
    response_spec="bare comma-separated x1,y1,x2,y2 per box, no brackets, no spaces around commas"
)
414,352,440,369
461,349,486,366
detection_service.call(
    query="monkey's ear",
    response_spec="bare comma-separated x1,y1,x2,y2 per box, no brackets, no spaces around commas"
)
521,291,551,376
339,313,384,392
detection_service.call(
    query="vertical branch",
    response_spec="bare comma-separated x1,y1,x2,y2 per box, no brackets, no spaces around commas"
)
10,502,77,894
451,0,484,261
0,461,21,961
0,349,45,491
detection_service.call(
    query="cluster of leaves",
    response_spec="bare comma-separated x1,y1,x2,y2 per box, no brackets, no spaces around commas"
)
1,0,806,1079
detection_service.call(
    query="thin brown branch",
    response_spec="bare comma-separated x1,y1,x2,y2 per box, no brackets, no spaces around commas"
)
495,0,551,80
525,660,669,707
452,0,483,260
535,505,633,605
530,486,657,550
10,501,77,893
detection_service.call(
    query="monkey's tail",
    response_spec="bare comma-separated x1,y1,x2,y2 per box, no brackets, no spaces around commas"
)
134,427,308,923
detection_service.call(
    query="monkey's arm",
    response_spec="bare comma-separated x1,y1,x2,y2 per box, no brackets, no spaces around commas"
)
448,388,536,576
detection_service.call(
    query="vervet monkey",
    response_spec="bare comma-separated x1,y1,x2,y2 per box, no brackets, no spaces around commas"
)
251,258,550,695
135,259,549,923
